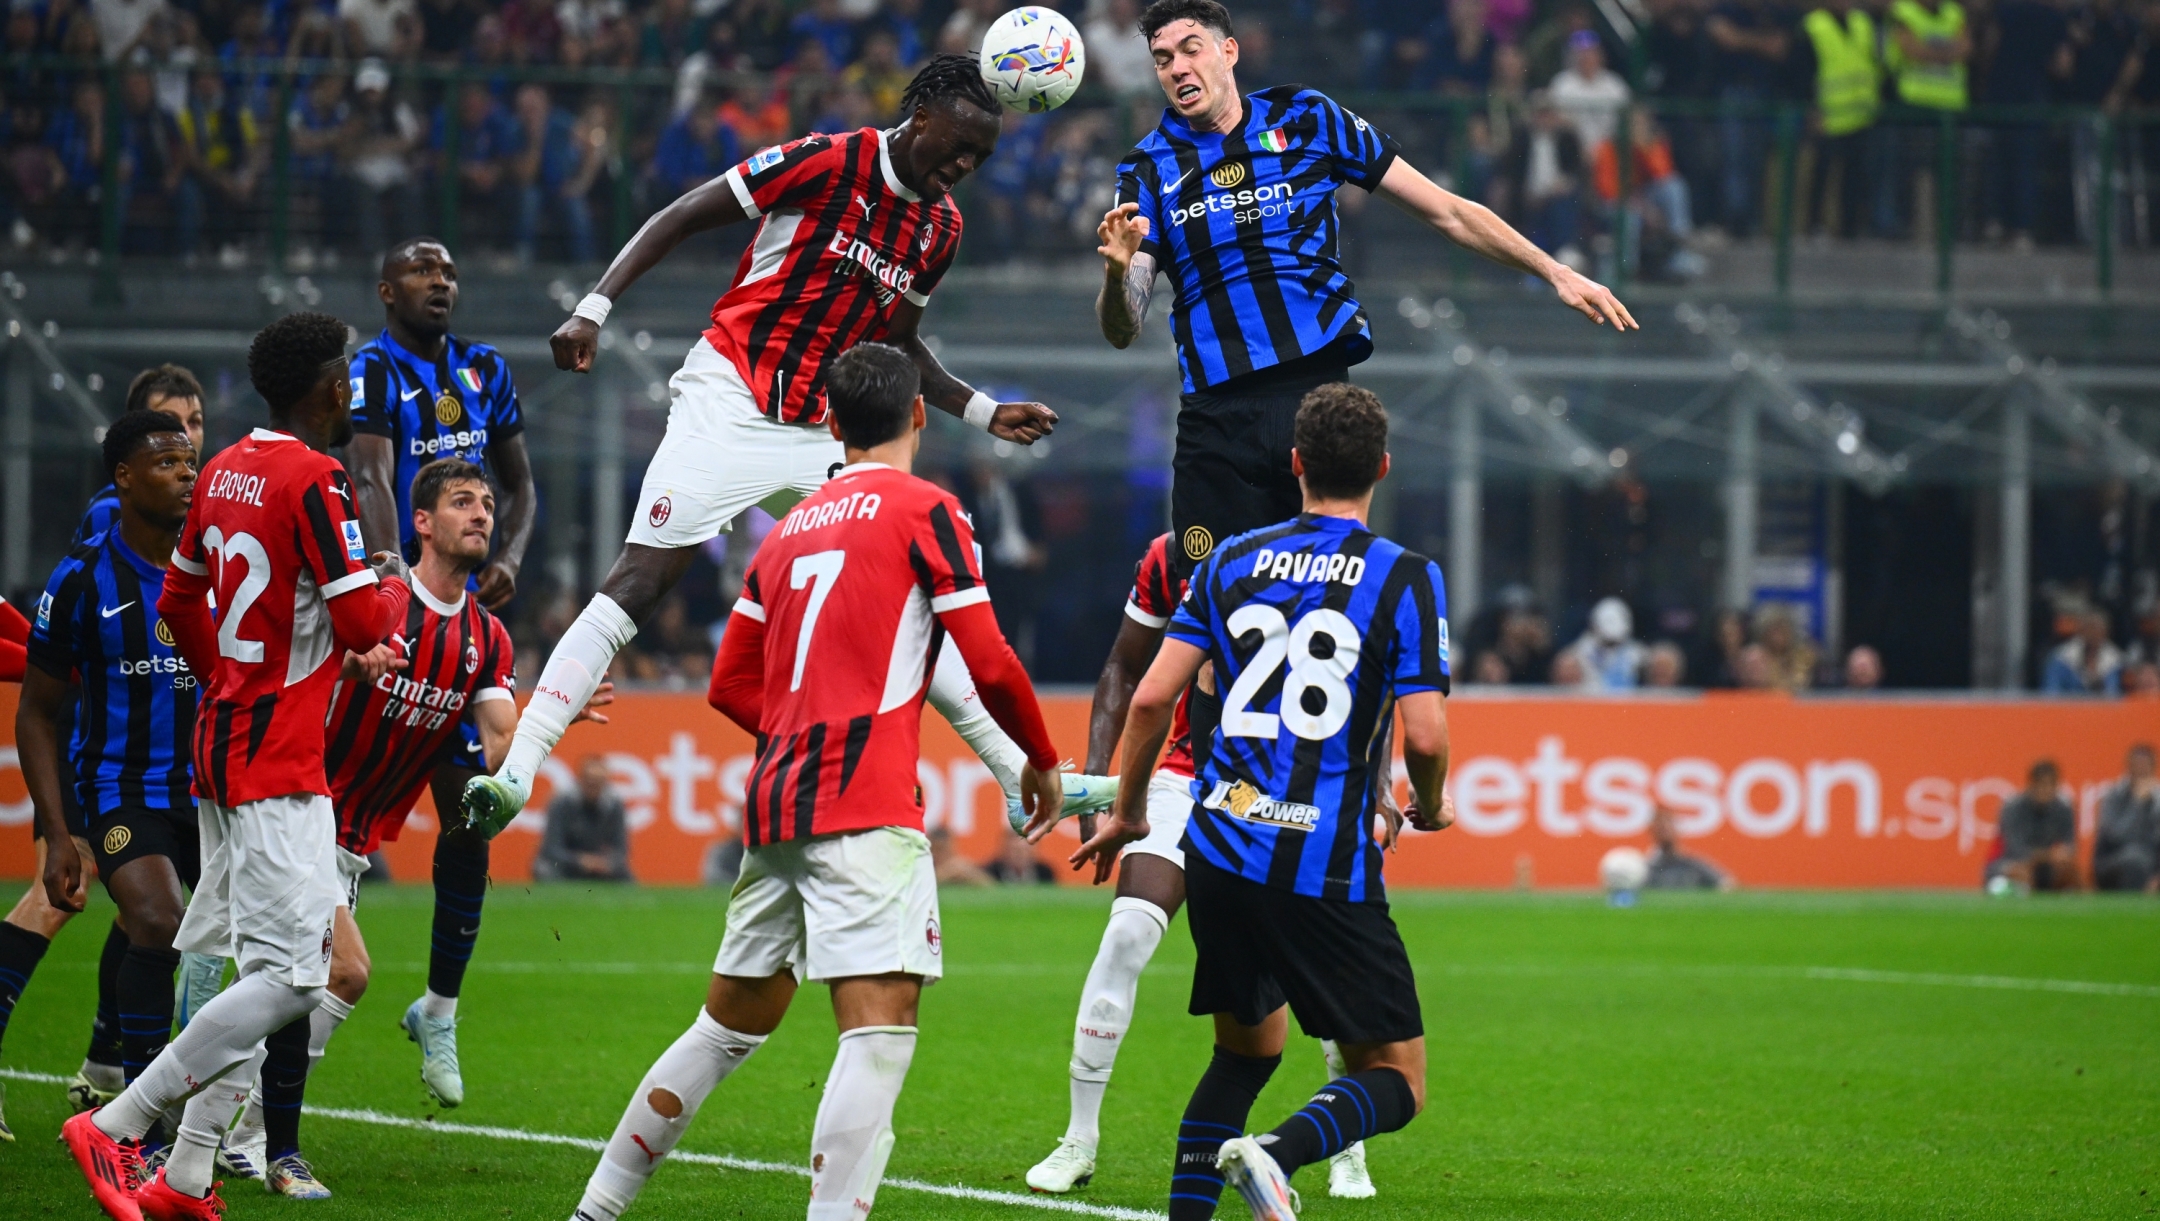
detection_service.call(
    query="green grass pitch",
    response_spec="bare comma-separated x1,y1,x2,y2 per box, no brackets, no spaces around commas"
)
0,881,2154,1219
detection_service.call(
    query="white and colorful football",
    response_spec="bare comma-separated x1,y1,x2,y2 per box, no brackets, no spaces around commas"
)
979,7,1087,114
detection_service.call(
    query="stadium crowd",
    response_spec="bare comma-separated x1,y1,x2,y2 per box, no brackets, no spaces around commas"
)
3,0,2160,266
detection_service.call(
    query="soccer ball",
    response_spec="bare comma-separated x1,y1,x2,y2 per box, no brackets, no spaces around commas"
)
979,7,1087,114
1599,847,1649,894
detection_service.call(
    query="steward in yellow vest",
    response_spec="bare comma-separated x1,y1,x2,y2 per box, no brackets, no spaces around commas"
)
1888,0,1970,110
1803,0,1882,136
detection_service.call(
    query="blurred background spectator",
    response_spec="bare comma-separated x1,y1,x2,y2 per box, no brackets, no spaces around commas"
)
1645,807,1735,888
986,830,1055,883
1565,596,1646,689
536,755,633,881
1842,644,1884,690
1987,759,2082,891
2093,743,2159,892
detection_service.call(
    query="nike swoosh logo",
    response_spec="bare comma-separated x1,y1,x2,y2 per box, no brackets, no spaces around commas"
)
458,925,479,936
100,602,136,618
402,388,425,400
1163,166,1194,195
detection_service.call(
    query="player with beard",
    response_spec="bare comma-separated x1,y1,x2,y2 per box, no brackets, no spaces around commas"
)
61,311,406,1221
221,457,609,1198
459,54,1118,851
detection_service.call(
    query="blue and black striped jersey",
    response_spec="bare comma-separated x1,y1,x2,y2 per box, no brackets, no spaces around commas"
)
1167,514,1448,903
349,329,523,560
1116,86,1400,394
73,484,120,545
27,531,196,818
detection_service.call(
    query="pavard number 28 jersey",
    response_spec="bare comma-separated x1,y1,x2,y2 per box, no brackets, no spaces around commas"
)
1167,513,1449,904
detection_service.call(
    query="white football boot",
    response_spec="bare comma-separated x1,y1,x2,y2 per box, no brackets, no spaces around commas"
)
1025,1137,1097,1193
266,1152,334,1199
1327,1140,1376,1198
1217,1136,1300,1220
218,1120,268,1181
1006,773,1122,835
402,998,465,1107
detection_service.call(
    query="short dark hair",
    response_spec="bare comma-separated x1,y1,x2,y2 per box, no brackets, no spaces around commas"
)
2029,758,2061,784
381,235,450,281
411,457,490,513
1140,0,1234,43
125,364,202,415
248,311,349,416
102,408,188,481
899,51,1001,118
1294,383,1388,499
825,343,921,448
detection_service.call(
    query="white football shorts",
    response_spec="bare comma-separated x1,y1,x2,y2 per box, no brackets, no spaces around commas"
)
177,793,344,989
335,846,371,913
1125,769,1196,868
625,336,842,549
713,826,943,984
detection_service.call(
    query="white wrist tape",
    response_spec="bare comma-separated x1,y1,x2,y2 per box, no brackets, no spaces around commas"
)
572,293,613,327
964,391,998,431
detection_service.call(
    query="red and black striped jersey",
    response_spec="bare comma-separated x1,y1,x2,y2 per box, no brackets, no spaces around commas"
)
323,580,515,855
1126,533,1195,777
707,128,964,425
168,429,381,806
721,464,1053,845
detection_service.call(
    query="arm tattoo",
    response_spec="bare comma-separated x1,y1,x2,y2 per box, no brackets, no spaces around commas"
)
1098,254,1156,348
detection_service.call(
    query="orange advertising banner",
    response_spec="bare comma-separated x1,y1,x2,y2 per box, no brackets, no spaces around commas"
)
0,686,2149,889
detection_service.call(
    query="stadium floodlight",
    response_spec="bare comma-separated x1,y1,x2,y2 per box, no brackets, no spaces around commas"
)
1946,307,2160,496
1674,302,1898,495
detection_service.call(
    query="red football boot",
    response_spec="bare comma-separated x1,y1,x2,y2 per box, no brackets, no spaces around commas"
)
135,1167,226,1220
58,1109,146,1221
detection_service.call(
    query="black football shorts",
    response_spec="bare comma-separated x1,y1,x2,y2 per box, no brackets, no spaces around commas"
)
1170,362,1349,582
89,805,202,890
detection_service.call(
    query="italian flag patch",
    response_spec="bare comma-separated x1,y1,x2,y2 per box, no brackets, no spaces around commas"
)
455,368,484,394
1257,128,1291,153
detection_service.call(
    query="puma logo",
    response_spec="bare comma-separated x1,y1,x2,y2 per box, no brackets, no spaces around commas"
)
632,1134,662,1165
854,193,875,221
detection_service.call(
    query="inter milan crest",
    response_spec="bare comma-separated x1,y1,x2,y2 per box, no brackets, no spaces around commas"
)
1209,162,1246,189
1183,525,1214,561
155,619,175,647
435,391,463,427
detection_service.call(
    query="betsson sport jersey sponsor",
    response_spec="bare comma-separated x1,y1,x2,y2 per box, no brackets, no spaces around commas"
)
1124,532,1196,777
1116,86,1401,394
349,329,524,561
1167,514,1449,903
707,127,964,424
27,530,197,818
169,429,381,807
324,579,515,855
729,464,1015,845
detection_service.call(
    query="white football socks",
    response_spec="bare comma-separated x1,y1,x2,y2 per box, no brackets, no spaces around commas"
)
499,594,638,794
421,989,457,1020
926,635,1028,799
575,1009,768,1221
807,1025,917,1221
1066,897,1168,1147
310,992,355,1069
1323,1039,1346,1079
95,972,324,1143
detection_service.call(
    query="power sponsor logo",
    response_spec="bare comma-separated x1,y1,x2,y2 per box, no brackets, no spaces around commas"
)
406,426,490,458
1170,180,1296,227
1201,777,1321,832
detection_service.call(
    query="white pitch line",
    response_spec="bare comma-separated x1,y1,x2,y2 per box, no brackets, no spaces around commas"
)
1796,966,2160,998
0,1069,1164,1221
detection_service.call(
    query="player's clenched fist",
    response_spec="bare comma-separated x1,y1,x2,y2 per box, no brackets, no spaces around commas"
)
992,401,1059,445
550,316,600,372
1097,202,1150,269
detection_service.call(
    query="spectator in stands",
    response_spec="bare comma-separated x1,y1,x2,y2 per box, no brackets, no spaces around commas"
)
2125,662,2160,697
1084,0,1156,100
1495,592,1556,686
417,0,482,62
1646,807,1734,888
1549,649,1588,686
1502,91,1587,269
987,832,1054,884
535,755,633,881
499,0,560,65
2093,744,2159,892
938,0,1001,55
557,0,627,68
1426,0,1499,96
1567,596,1647,690
841,27,914,119
2043,608,2123,694
788,0,854,70
114,64,184,254
1885,0,1970,239
1470,649,1512,684
340,0,417,59
930,825,992,886
341,59,423,257
1975,0,2065,250
648,95,739,205
1798,0,1881,240
90,0,163,62
173,64,260,264
1551,28,1630,150
511,82,593,262
2059,0,2140,245
1843,643,1884,689
959,458,1046,668
1705,0,1789,237
438,82,517,252
1701,607,1748,686
1989,759,2082,891
1644,641,1687,687
1755,604,1817,691
1643,0,1717,237
1734,642,1776,688
288,72,351,256
40,78,107,250
1592,106,1705,280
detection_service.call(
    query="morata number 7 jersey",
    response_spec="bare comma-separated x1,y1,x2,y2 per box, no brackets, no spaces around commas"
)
1167,513,1449,903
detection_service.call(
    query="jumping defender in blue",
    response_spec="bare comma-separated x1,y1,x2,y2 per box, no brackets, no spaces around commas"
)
1071,384,1455,1221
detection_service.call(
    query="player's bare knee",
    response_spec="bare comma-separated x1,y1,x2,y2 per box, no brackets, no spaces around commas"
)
646,1088,684,1119
128,906,184,950
329,958,370,1003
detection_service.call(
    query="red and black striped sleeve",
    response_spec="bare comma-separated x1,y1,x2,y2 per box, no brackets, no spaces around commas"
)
723,133,842,220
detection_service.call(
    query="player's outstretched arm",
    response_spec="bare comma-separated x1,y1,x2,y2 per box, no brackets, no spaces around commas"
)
1094,202,1156,349
884,300,1058,444
548,178,756,373
1374,159,1638,331
1077,613,1166,841
16,667,87,912
1397,690,1454,833
476,432,536,609
1064,637,1204,881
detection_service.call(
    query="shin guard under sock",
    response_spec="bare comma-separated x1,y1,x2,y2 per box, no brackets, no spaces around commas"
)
261,1012,312,1160
1168,1047,1280,1221
429,830,491,1001
117,945,183,1084
0,921,50,1058
576,1010,768,1221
